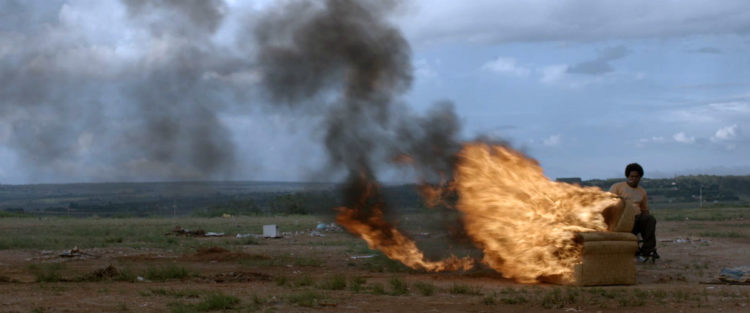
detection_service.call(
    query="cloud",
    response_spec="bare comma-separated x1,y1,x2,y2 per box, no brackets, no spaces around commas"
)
673,132,696,144
481,57,530,77
543,134,562,147
639,136,665,143
688,47,722,54
401,0,750,45
400,0,750,44
711,124,739,142
567,45,630,75
664,100,750,124
540,65,568,84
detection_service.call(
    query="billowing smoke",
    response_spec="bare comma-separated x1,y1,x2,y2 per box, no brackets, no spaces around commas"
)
0,0,242,182
255,0,469,269
255,0,461,185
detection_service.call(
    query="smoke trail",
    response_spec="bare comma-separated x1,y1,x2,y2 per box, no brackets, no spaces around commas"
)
255,0,472,270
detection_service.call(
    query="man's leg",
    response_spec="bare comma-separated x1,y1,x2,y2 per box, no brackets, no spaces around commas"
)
632,215,643,256
638,214,657,257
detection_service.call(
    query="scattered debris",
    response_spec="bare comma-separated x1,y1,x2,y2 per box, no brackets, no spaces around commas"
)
350,255,376,259
82,265,120,281
212,271,271,283
719,266,750,284
169,226,205,237
182,246,268,262
168,226,228,237
263,224,280,238
59,246,93,258
662,237,711,244
309,230,326,237
316,222,343,232
235,233,261,238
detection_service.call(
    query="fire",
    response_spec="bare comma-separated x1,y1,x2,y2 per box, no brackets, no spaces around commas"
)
454,142,620,283
336,142,620,283
336,175,474,271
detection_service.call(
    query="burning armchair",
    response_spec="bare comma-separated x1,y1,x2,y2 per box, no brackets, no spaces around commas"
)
572,199,638,286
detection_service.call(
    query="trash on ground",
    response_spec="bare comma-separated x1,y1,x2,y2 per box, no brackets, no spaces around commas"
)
236,233,261,238
309,230,326,237
60,246,84,258
719,266,750,284
350,255,376,259
662,237,710,244
204,232,225,237
169,226,205,237
263,224,280,238
316,222,343,232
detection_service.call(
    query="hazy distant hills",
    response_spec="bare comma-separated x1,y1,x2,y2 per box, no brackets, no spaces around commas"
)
1,176,749,217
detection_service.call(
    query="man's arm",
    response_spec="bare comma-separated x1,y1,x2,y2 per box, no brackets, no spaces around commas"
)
640,190,650,215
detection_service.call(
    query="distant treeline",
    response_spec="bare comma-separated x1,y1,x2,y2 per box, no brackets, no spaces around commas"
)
0,181,430,218
2,176,749,218
573,175,750,207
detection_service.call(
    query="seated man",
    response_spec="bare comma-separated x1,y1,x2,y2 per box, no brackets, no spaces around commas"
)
609,163,659,262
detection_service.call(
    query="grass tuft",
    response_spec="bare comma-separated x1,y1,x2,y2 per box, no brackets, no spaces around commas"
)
196,293,240,311
349,276,367,293
412,281,435,296
287,291,327,307
319,274,347,290
449,283,482,296
145,264,190,281
28,263,65,282
389,276,408,295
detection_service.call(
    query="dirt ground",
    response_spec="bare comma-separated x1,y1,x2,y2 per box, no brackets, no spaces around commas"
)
1,219,749,313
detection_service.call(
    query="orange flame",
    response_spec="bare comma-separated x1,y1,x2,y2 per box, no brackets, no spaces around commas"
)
454,143,620,283
336,176,474,271
336,142,619,283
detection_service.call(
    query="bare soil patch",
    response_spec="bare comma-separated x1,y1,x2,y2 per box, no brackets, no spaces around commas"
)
0,215,748,312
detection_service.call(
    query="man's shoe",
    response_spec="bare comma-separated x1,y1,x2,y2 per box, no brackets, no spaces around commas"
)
650,251,660,259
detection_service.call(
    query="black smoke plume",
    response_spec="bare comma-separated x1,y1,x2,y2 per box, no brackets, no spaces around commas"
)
254,0,465,257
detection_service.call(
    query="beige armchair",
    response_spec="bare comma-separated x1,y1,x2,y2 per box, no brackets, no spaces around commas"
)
571,199,638,286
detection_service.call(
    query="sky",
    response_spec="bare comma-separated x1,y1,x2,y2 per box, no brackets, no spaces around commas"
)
0,0,749,184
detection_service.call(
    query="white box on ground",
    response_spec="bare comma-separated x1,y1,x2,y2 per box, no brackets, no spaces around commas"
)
263,224,279,238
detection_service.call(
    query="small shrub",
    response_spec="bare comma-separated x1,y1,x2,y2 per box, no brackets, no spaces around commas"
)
413,281,435,296
350,276,367,293
295,275,313,287
389,276,408,296
498,288,528,305
319,274,347,290
274,276,288,287
144,264,190,281
370,283,386,295
166,301,196,313
196,293,240,311
449,283,482,296
540,288,565,309
482,295,496,305
287,291,326,307
28,263,65,282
